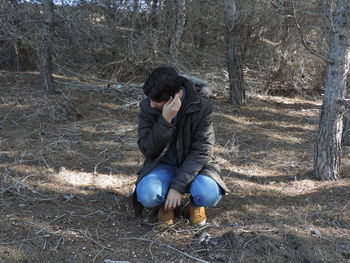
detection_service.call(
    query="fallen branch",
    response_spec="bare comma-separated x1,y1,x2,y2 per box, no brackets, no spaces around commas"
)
0,113,9,123
0,235,48,245
118,237,210,263
78,230,126,253
94,157,112,174
149,221,181,260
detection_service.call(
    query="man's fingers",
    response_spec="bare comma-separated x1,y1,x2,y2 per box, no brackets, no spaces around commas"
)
164,191,181,210
164,97,173,106
164,198,169,210
165,199,174,210
173,93,181,103
168,96,177,106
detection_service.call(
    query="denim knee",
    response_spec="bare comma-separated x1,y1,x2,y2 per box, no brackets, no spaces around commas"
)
136,164,176,207
190,174,222,207
136,175,166,207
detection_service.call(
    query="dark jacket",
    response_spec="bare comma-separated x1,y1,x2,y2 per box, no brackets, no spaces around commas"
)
132,80,229,216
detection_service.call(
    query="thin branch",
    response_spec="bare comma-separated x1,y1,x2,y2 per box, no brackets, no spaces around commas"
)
118,237,210,263
41,153,50,169
0,235,48,245
54,63,143,88
0,113,9,123
338,98,350,107
92,248,105,263
291,0,334,64
78,230,123,253
94,157,112,174
149,221,181,260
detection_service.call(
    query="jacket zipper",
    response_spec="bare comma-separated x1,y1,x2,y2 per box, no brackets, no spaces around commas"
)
176,100,199,165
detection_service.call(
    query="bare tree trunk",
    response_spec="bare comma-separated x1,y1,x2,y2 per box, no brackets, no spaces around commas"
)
224,0,245,105
150,0,158,27
169,0,186,60
342,74,350,146
322,0,332,45
131,0,140,30
314,0,350,180
0,0,9,10
40,0,54,95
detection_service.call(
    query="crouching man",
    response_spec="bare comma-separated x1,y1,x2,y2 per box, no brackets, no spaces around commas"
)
132,66,229,225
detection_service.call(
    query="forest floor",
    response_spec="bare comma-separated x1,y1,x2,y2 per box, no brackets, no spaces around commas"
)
0,70,350,263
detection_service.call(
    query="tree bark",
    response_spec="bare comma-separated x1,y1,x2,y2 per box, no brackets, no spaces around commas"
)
0,0,9,10
224,0,245,105
145,0,158,27
40,0,54,95
151,0,158,26
131,0,140,30
342,74,350,146
322,0,332,45
314,0,350,180
169,0,186,60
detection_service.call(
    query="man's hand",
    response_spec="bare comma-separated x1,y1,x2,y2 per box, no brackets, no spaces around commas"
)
164,189,182,210
162,92,181,124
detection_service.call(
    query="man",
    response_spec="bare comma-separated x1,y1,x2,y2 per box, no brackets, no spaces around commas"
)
132,66,229,225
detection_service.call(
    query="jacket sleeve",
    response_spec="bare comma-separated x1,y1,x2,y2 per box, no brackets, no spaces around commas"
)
137,100,175,160
170,102,215,194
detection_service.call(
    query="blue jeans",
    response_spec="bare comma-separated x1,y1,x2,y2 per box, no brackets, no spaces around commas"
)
136,163,222,208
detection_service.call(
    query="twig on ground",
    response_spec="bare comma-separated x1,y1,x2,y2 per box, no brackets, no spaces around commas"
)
48,139,80,145
41,153,50,169
342,202,349,212
1,97,11,104
94,157,112,174
49,214,66,223
0,113,9,123
98,148,108,156
149,221,181,260
118,237,210,263
95,229,101,243
171,223,216,235
236,228,279,233
53,236,64,252
10,178,46,197
0,165,10,180
92,248,105,263
78,230,124,253
77,210,104,219
10,119,26,129
42,239,47,250
242,234,263,249
97,107,112,116
0,235,48,245
113,194,121,209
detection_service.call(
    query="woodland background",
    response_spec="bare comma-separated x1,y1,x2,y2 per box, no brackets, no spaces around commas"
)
1,0,328,95
0,1,350,263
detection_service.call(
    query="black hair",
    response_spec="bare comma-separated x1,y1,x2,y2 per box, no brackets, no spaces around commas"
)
143,66,185,102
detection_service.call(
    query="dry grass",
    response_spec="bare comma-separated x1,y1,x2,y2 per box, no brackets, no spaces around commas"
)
0,71,349,263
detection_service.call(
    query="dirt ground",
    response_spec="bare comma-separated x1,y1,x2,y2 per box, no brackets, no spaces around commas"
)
0,71,349,263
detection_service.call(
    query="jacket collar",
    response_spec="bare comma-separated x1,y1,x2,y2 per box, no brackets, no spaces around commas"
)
181,79,201,113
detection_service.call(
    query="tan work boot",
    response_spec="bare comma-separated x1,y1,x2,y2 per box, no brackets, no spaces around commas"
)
158,207,174,224
189,204,207,225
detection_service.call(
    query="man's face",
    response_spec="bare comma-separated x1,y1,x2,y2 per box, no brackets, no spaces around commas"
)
150,99,167,110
